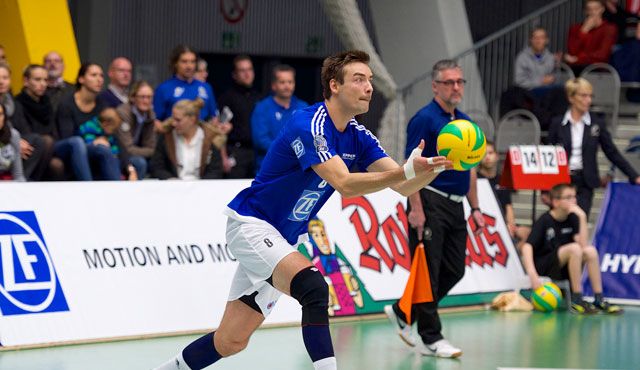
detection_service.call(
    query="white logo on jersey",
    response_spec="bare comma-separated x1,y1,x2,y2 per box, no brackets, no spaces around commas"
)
313,135,328,153
291,137,305,158
275,112,282,121
198,86,209,99
288,190,324,221
546,228,555,241
173,87,185,98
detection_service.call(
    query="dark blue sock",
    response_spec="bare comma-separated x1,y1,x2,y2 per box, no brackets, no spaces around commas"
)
302,325,334,362
182,332,222,370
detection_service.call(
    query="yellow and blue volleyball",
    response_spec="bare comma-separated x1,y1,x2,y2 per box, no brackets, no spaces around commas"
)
436,119,486,171
531,282,563,312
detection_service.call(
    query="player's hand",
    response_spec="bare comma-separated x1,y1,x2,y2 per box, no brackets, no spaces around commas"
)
413,155,452,176
408,209,426,240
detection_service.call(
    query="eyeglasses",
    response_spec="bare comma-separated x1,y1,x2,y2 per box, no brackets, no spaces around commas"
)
435,79,466,87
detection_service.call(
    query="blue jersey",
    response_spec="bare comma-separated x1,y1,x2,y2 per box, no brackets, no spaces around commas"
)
227,102,387,244
153,77,218,121
251,95,309,171
406,99,471,195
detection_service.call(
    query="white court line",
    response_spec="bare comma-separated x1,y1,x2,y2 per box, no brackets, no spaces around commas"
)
498,368,617,370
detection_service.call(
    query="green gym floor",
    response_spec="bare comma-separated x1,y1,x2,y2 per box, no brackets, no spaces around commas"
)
1,306,638,370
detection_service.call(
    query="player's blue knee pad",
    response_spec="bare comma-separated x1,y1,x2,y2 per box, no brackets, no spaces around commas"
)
290,266,329,326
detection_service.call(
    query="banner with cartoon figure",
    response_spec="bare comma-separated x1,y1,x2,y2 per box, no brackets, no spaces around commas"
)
303,179,529,317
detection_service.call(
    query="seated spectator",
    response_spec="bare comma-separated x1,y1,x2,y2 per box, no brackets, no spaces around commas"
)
0,63,54,181
98,57,133,108
0,102,26,181
43,51,75,112
548,78,639,217
55,62,106,181
514,28,559,92
251,64,308,172
195,58,209,83
521,183,622,314
14,64,61,180
116,80,158,178
605,0,640,83
154,45,218,122
477,141,530,248
79,107,135,180
564,0,618,75
150,99,223,180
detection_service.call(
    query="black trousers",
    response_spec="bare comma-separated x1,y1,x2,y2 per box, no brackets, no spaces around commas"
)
225,145,255,179
570,171,593,219
393,188,467,344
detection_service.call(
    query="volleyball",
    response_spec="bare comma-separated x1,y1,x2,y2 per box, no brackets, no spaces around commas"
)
436,119,486,171
531,282,563,312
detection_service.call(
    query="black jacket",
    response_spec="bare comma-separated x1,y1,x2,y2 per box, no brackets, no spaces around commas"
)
217,82,261,148
548,112,639,189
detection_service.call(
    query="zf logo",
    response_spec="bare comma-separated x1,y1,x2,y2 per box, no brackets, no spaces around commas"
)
0,212,69,315
288,190,324,222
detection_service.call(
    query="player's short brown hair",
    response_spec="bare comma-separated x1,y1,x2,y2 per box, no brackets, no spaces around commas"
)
321,50,370,99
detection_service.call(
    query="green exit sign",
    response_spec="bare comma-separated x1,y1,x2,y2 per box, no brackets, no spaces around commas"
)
222,32,241,50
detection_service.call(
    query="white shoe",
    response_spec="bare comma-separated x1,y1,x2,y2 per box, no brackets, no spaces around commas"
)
383,305,416,347
417,339,463,358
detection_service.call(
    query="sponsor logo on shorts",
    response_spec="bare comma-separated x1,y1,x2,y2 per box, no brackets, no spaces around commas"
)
0,212,69,316
288,190,324,221
341,153,356,160
291,137,305,158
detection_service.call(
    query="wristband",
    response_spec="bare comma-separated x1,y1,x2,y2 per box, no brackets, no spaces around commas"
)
403,161,416,180
403,146,422,180
471,207,481,212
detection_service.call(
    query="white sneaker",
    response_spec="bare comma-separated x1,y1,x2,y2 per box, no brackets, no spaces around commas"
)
383,304,416,347
417,339,462,358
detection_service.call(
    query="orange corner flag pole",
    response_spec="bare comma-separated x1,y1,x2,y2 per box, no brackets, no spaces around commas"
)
398,242,433,323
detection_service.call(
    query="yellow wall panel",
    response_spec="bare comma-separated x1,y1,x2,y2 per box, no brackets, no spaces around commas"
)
0,0,80,93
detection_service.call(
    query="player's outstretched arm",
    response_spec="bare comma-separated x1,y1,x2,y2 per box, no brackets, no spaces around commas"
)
311,141,451,198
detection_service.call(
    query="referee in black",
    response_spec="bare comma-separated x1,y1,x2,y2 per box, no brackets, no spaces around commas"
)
384,60,485,358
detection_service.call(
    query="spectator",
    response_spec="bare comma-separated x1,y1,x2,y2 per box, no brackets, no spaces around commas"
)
218,55,260,178
154,45,218,122
605,0,640,83
14,64,61,180
98,57,133,108
251,64,308,171
0,102,26,181
43,51,75,112
564,0,618,74
548,78,640,217
0,63,52,181
79,107,134,180
116,80,158,178
477,141,530,248
195,58,209,83
54,62,106,181
150,99,223,180
603,0,639,45
521,183,622,314
514,27,559,92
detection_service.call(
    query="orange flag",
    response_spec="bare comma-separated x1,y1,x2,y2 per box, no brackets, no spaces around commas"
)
398,242,433,323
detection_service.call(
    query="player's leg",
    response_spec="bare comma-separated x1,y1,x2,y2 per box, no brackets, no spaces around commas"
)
271,252,336,370
557,242,597,313
582,245,623,314
556,242,583,292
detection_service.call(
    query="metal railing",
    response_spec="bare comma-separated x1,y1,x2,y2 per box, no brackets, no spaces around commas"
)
400,0,584,119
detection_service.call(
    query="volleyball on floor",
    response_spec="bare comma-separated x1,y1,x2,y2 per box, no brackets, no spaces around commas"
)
531,282,563,312
436,119,486,171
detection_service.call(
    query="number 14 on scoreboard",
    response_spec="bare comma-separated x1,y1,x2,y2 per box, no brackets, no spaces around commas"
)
500,145,570,190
